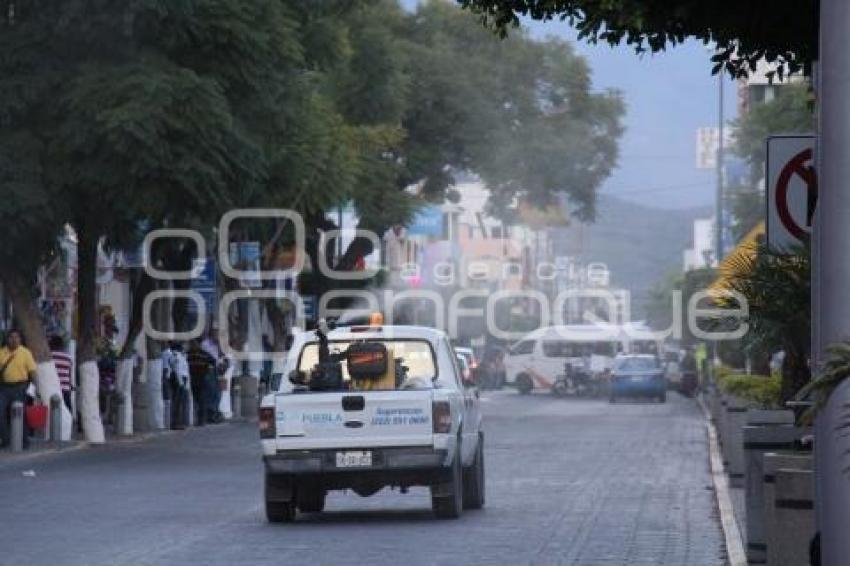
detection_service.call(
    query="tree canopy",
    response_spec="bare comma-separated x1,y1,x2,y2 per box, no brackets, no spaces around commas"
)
727,82,814,242
397,1,624,221
0,0,626,354
458,0,818,78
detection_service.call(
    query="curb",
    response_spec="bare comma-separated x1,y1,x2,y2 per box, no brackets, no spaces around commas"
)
0,441,88,469
698,394,747,566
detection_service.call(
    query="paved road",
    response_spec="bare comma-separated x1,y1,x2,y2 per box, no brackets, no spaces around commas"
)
0,391,726,566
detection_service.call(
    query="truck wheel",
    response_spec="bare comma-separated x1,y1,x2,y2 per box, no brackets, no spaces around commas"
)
463,432,485,510
265,474,296,523
431,443,463,519
517,374,533,395
296,488,327,513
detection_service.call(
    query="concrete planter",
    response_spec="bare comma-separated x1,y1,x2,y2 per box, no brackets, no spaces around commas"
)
746,409,794,427
763,453,813,566
723,394,750,487
743,425,810,564
772,469,815,566
717,392,732,460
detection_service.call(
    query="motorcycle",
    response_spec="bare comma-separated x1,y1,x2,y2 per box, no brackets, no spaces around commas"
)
552,362,600,398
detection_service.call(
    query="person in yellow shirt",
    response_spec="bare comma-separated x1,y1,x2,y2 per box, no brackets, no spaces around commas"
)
0,329,38,448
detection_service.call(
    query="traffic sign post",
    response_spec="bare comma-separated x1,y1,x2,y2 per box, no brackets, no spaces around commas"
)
816,1,850,562
765,135,817,250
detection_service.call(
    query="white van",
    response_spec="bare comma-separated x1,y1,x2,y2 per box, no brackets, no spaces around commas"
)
504,325,623,394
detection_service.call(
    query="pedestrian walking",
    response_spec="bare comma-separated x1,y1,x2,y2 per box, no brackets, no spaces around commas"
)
166,343,190,430
680,348,698,397
187,341,215,426
202,331,228,423
0,329,38,449
49,335,74,412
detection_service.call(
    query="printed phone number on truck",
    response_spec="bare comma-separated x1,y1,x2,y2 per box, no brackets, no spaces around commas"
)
372,407,428,426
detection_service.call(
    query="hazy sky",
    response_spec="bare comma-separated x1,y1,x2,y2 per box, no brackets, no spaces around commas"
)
524,19,739,210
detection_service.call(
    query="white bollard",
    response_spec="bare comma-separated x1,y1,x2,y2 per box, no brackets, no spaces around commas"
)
132,372,150,433
10,401,24,452
725,396,749,487
218,364,234,420
115,358,134,436
145,358,165,430
49,394,63,446
162,399,171,430
116,393,132,436
231,383,242,419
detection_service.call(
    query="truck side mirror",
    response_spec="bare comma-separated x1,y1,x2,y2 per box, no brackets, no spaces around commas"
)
288,369,306,386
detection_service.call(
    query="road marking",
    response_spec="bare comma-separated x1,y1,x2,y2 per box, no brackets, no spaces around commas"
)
698,395,747,566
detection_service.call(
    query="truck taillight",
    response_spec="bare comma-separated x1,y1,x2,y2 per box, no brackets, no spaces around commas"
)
432,401,452,434
259,407,276,439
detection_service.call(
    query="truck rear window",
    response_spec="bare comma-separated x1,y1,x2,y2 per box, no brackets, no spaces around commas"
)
297,340,437,384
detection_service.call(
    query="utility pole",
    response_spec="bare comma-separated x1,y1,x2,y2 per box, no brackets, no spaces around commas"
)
715,72,725,264
815,0,850,562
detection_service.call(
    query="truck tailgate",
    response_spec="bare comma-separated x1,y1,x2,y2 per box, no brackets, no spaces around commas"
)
274,390,433,450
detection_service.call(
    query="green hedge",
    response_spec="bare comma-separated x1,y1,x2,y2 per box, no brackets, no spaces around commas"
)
718,373,782,409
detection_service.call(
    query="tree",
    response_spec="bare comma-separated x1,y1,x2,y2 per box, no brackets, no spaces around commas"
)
457,0,818,78
0,0,306,438
0,132,74,439
1,0,625,437
726,183,765,244
725,83,814,244
733,83,815,175
337,0,624,268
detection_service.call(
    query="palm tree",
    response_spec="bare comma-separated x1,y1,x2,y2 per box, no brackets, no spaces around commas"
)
722,242,810,403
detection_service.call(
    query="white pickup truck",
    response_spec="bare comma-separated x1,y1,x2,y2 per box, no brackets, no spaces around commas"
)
259,324,485,522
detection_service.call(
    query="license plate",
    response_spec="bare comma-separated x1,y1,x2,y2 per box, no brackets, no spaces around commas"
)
335,450,372,468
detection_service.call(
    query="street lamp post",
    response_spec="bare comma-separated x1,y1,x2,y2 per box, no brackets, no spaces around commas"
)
815,0,850,562
715,71,724,265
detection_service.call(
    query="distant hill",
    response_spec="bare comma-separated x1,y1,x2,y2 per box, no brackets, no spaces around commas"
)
552,194,713,318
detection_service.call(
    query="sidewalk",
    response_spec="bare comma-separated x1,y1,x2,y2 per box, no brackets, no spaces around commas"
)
0,418,245,467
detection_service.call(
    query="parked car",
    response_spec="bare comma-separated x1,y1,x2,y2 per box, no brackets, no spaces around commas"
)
609,354,667,403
